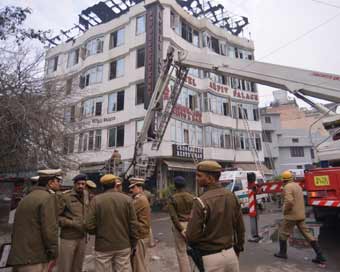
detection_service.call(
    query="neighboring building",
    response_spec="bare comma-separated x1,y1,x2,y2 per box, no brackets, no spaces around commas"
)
261,109,326,175
45,0,264,192
266,90,329,136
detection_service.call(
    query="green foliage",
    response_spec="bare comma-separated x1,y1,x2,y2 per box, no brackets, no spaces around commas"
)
159,184,175,199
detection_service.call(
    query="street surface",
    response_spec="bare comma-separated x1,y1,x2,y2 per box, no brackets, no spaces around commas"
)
1,202,339,272
81,202,340,272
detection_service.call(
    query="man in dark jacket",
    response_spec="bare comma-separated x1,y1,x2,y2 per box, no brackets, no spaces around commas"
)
86,174,139,272
186,161,245,272
168,176,194,272
7,169,60,272
57,174,89,272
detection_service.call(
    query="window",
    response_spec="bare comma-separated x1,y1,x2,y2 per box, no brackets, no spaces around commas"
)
181,21,193,43
64,106,75,123
63,135,74,154
265,116,271,123
67,49,79,67
178,87,201,111
290,147,304,157
205,127,232,149
65,78,73,95
81,97,103,118
296,165,303,169
108,125,125,147
207,93,229,116
136,83,145,105
95,130,101,150
109,58,124,79
136,47,145,68
171,120,203,146
79,65,103,88
255,133,262,150
109,28,124,48
46,56,58,74
262,131,272,142
193,30,199,47
78,133,88,152
108,90,125,113
292,138,299,143
136,120,144,138
310,148,315,159
85,37,104,57
211,36,219,54
264,158,273,169
78,130,101,152
136,15,145,34
253,108,259,121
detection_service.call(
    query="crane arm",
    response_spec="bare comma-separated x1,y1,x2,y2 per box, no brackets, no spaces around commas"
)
175,49,340,105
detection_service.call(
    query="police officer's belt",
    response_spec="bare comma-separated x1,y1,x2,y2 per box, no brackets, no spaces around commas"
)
198,245,233,256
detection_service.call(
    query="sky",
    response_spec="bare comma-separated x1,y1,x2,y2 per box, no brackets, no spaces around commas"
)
3,0,340,107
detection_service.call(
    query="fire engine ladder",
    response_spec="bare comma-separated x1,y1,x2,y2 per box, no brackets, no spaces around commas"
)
264,142,278,177
151,66,189,150
239,105,264,176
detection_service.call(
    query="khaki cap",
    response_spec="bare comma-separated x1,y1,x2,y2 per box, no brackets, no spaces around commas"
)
128,177,145,188
100,174,118,185
116,177,123,185
86,180,97,189
38,169,63,178
30,176,40,182
196,160,222,173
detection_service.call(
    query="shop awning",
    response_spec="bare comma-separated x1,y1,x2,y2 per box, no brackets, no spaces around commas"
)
233,163,273,176
163,160,196,172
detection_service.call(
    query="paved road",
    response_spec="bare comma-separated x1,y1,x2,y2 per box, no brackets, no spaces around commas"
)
148,204,340,272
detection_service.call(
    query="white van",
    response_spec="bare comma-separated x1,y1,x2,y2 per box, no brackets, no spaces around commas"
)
219,170,268,211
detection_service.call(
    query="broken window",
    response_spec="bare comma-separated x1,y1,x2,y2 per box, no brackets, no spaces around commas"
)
46,56,58,74
85,37,104,57
67,49,79,67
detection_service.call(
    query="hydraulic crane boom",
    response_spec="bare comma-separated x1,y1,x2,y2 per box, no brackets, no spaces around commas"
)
125,46,340,178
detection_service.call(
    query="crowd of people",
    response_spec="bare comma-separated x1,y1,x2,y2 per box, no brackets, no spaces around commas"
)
7,160,325,272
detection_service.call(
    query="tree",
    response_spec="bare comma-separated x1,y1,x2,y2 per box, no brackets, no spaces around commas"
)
0,6,49,44
0,6,77,173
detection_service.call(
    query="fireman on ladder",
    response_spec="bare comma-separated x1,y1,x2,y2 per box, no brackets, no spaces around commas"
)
274,170,326,264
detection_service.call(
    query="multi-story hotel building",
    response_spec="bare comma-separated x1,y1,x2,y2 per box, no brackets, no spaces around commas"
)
45,0,266,191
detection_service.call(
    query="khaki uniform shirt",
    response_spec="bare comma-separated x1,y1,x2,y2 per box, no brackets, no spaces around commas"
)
59,189,88,240
186,183,245,252
7,187,58,266
133,193,151,239
282,181,305,220
168,191,194,231
85,189,139,252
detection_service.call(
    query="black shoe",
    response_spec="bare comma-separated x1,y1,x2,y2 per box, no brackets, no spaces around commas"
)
310,241,326,264
274,240,287,259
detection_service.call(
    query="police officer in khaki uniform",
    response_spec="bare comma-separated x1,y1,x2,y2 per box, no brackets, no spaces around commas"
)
57,174,89,272
168,176,194,272
186,161,245,272
85,174,139,272
7,169,60,272
274,170,326,264
129,177,151,272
